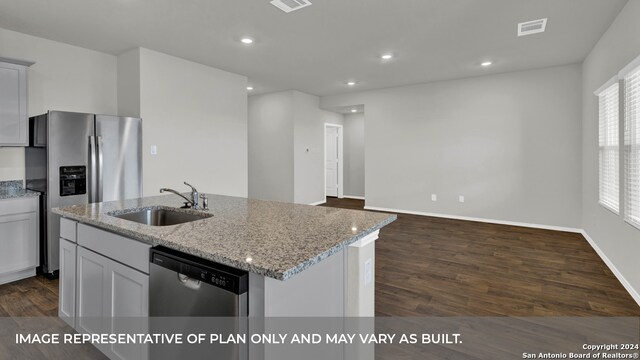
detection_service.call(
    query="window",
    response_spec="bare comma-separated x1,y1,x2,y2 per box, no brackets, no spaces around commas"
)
623,62,640,228
596,80,619,213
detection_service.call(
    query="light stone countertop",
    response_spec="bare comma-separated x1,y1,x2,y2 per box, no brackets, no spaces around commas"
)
0,180,40,200
52,194,396,280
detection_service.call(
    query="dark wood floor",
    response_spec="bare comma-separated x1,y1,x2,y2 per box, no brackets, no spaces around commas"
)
322,197,640,316
1,199,638,318
0,275,59,318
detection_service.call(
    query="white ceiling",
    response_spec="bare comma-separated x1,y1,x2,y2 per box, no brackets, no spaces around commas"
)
0,0,628,96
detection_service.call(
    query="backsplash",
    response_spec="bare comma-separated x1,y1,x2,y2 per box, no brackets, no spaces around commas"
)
0,180,24,191
0,148,26,181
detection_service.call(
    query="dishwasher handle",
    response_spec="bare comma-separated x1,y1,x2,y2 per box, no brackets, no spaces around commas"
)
177,273,202,290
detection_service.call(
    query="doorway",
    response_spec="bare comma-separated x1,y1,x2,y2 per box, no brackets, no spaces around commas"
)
324,123,343,198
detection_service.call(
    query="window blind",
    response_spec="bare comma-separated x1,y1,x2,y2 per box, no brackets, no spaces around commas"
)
597,82,620,213
624,64,640,228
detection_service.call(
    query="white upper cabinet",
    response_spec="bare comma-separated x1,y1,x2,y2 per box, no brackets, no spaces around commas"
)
0,58,34,146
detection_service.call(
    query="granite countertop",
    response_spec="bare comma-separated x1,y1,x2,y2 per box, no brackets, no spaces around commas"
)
0,180,40,200
53,194,396,280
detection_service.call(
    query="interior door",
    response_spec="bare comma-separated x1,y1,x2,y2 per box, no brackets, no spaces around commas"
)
95,115,142,202
326,126,339,197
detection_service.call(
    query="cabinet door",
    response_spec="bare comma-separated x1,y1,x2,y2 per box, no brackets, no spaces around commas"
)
107,260,149,360
59,239,77,327
77,246,149,360
76,247,108,337
0,212,38,275
0,61,28,146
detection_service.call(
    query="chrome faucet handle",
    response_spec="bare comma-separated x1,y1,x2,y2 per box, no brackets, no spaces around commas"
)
183,181,198,193
183,181,199,209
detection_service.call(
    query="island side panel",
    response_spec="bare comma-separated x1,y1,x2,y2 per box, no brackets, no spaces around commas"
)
250,248,347,317
346,230,378,317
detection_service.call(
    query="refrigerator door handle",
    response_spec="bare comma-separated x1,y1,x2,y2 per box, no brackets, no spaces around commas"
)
88,136,98,203
97,135,104,202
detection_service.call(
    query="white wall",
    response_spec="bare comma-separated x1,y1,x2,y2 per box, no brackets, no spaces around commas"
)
248,91,295,202
293,91,343,205
134,48,248,197
0,27,118,181
248,90,343,204
117,48,141,118
581,0,640,301
322,64,583,228
343,113,365,198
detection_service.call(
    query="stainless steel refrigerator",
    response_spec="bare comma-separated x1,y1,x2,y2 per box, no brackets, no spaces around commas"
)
25,111,142,276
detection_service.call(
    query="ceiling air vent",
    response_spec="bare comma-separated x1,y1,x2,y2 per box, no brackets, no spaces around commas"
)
270,0,312,13
518,18,547,36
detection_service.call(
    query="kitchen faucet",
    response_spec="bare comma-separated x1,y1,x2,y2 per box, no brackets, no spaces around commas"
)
160,181,199,209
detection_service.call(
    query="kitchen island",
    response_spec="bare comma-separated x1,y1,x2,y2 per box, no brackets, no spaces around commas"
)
53,194,395,281
52,193,395,359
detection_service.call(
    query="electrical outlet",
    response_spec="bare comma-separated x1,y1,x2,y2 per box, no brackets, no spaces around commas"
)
150,145,158,155
459,195,465,203
431,194,437,202
364,258,373,285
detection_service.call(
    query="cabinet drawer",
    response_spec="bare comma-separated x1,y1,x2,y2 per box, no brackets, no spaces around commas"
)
60,218,77,242
77,224,151,274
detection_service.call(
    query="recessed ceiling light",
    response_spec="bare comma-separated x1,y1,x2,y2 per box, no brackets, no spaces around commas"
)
246,86,254,91
381,53,393,60
481,61,492,67
351,109,357,113
240,37,254,44
347,81,356,86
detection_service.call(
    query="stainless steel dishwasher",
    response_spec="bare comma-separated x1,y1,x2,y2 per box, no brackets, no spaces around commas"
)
149,246,249,316
149,246,249,360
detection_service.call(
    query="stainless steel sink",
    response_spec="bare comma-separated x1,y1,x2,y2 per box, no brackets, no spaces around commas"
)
111,208,212,226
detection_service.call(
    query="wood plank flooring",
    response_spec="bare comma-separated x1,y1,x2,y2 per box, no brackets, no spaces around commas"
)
322,197,640,316
0,276,59,318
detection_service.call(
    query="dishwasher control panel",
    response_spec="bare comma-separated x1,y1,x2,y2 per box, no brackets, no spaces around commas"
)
151,247,248,295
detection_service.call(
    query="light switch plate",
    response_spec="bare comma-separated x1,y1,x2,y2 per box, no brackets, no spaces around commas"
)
459,195,465,203
150,145,157,155
431,194,437,202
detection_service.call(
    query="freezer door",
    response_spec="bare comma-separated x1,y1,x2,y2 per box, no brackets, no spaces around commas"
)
95,115,142,202
47,111,94,273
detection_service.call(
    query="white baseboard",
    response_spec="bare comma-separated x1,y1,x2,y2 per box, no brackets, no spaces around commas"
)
580,231,640,306
308,200,326,206
343,195,365,200
363,205,583,233
0,267,36,286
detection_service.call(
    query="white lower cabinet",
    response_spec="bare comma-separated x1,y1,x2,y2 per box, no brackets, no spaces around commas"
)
106,256,149,360
59,238,77,326
0,197,38,285
60,220,150,360
76,247,109,336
